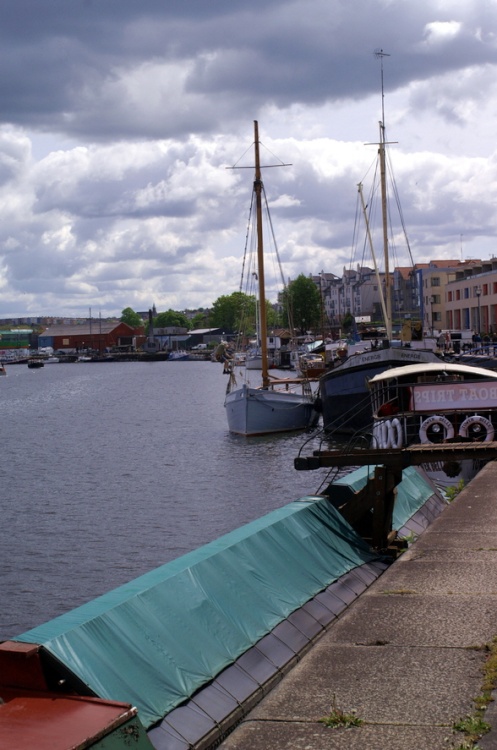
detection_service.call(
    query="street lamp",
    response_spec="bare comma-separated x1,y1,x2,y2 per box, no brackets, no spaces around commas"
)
476,286,482,337
429,296,435,336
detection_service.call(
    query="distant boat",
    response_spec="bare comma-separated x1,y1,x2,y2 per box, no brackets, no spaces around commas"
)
0,364,6,376
27,359,44,369
223,121,318,436
245,350,262,370
168,350,189,361
298,352,326,379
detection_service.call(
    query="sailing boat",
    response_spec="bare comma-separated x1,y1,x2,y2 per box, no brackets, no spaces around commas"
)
319,52,442,434
224,121,318,436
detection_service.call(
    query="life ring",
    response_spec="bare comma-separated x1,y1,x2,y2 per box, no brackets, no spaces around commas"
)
374,418,403,449
389,417,403,449
419,415,454,444
372,422,383,449
380,420,390,449
458,415,495,442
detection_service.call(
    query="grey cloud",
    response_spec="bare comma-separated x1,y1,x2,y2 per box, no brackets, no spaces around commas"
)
0,1,494,140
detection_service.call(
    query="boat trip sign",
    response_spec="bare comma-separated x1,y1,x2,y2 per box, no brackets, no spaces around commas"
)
411,383,497,411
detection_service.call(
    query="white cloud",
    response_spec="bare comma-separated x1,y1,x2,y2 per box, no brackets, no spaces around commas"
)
422,20,462,44
0,0,494,316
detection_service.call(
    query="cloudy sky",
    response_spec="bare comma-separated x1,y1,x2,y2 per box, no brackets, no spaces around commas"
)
0,0,496,318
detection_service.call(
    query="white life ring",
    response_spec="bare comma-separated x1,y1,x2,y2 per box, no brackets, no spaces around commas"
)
419,415,455,444
372,422,383,449
380,420,390,449
374,418,403,449
389,417,403,449
458,415,495,442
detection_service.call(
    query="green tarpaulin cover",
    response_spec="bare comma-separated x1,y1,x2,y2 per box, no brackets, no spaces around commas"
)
331,465,440,530
16,496,377,727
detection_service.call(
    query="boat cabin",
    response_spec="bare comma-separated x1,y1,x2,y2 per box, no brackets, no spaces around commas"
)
368,362,497,449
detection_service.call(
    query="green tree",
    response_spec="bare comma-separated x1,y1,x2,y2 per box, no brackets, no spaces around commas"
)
154,309,191,329
120,307,143,328
342,312,354,333
283,275,321,334
191,310,210,329
266,303,281,329
210,292,256,333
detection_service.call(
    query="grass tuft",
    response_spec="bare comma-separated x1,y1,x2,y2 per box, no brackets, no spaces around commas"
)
319,694,363,730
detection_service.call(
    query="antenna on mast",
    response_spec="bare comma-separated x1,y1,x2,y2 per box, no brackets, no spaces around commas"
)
374,48,390,128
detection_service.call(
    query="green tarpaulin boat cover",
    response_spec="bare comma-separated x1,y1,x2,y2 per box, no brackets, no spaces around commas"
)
15,496,378,728
15,471,436,728
331,465,439,531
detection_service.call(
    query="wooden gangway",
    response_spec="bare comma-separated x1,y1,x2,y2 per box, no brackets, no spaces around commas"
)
294,442,497,551
294,441,497,472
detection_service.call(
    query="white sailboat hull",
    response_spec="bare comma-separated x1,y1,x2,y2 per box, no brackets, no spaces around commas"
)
225,383,318,436
245,355,262,370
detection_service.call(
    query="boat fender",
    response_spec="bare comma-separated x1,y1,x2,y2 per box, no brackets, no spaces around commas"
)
388,417,403,449
419,415,454,444
458,415,495,442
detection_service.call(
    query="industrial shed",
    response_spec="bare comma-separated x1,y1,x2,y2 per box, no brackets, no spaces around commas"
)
38,321,144,353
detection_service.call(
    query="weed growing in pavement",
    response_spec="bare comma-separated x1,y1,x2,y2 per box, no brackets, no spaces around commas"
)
445,479,465,502
452,636,497,746
319,694,363,729
399,531,418,547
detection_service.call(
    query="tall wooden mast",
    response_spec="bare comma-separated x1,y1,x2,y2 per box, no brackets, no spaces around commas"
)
253,120,270,387
375,49,393,340
379,119,393,340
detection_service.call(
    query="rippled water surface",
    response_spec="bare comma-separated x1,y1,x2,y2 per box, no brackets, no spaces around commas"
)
1,360,334,640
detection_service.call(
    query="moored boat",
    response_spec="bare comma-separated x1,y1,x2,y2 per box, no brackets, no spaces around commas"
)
167,349,189,361
223,121,318,435
369,361,497,491
321,343,442,433
298,352,326,378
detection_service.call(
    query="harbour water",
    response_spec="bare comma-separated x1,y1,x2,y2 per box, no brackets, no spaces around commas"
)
1,359,333,641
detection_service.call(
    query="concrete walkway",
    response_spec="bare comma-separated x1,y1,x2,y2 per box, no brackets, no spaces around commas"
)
219,461,497,750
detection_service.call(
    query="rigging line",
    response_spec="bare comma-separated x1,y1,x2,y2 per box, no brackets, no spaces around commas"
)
353,155,377,271
351,189,362,266
227,141,292,171
239,189,256,292
258,139,292,167
262,186,286,289
235,203,259,351
385,144,415,268
228,140,256,170
261,183,298,337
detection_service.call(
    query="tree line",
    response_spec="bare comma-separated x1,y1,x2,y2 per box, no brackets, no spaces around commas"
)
120,275,321,336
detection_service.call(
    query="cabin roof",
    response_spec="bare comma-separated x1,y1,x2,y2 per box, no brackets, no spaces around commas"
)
369,362,497,385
